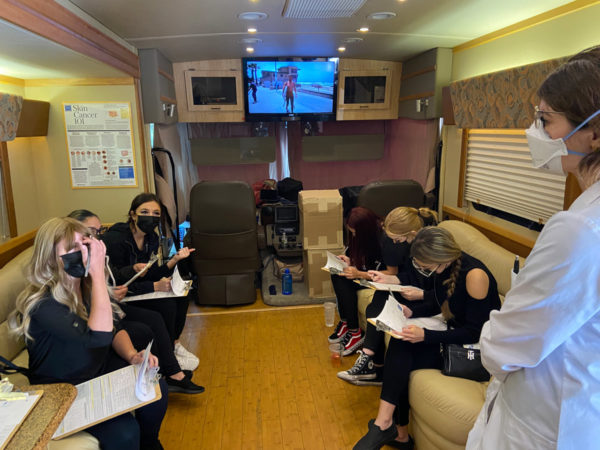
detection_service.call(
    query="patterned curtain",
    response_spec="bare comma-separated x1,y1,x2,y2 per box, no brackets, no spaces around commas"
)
449,57,567,129
0,93,23,142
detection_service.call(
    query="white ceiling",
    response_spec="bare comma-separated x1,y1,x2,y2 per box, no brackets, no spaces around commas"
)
0,0,580,79
67,0,576,61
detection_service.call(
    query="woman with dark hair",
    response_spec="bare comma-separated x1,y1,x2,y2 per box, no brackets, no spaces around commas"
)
68,209,204,394
354,227,500,450
10,217,168,450
467,47,600,449
101,193,199,372
328,207,393,356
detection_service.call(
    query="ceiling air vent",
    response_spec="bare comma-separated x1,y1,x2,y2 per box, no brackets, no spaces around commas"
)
283,0,367,19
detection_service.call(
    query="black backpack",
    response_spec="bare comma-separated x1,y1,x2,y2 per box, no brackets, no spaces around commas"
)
277,178,303,203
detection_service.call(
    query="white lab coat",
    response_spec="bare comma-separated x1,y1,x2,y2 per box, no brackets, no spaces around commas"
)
467,181,600,450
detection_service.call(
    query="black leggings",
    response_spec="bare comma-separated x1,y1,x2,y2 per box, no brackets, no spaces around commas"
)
363,290,391,365
129,296,190,342
330,274,367,330
88,351,169,449
380,338,441,426
121,304,182,377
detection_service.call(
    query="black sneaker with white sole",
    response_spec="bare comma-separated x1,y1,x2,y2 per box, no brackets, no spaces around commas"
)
328,320,348,343
337,351,382,385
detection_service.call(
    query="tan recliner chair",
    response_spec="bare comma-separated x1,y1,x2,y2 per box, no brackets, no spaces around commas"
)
357,180,426,219
189,181,260,305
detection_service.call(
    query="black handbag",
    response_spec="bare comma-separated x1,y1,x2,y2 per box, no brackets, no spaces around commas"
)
441,344,490,382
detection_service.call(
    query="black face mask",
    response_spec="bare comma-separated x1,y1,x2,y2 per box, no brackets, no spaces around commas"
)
136,215,160,234
61,251,86,278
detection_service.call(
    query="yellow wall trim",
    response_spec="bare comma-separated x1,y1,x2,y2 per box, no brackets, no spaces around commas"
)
24,77,134,87
453,0,600,54
0,74,25,87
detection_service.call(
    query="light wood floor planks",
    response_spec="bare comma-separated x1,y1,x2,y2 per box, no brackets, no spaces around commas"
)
160,304,383,449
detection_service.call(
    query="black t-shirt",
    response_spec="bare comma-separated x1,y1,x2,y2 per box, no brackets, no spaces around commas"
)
381,237,409,269
27,295,114,385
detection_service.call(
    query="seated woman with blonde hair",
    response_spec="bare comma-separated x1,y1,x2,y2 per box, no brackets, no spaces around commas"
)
354,226,500,449
10,217,167,450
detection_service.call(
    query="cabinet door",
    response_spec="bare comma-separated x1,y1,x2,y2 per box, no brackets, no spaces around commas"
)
184,70,242,111
338,70,392,110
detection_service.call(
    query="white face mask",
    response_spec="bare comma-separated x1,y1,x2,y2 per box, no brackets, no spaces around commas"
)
526,108,600,175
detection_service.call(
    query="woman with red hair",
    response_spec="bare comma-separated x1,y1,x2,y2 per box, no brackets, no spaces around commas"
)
328,207,399,356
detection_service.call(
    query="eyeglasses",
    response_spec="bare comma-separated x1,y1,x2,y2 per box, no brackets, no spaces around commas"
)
88,226,107,237
411,257,439,278
534,105,565,128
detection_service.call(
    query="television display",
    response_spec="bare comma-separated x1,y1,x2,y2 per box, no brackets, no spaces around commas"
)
243,57,338,121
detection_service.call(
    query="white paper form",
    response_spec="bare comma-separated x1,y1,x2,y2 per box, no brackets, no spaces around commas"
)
53,343,159,440
321,251,348,275
0,393,42,449
367,294,447,337
121,266,192,302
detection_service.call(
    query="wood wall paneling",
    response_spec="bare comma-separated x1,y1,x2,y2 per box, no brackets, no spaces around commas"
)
134,79,150,191
456,128,469,208
0,142,17,237
0,228,36,268
442,86,455,125
15,99,50,137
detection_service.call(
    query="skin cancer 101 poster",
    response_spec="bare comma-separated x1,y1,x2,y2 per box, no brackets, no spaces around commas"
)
63,102,138,188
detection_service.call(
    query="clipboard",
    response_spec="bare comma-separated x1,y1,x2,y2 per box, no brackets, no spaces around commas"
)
53,357,161,440
0,390,44,450
354,279,422,293
122,254,158,287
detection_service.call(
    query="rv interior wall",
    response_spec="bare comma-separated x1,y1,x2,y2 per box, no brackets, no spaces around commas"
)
442,1,600,241
4,81,148,233
451,2,600,81
190,118,437,190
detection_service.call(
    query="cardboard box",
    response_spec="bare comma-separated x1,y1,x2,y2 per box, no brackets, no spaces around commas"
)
303,247,344,298
298,190,343,250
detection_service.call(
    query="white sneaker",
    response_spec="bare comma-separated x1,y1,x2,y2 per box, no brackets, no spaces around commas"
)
174,342,199,371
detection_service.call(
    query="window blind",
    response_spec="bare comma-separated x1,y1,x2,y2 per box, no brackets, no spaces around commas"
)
464,129,566,224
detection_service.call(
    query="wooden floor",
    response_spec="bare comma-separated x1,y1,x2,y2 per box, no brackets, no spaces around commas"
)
160,301,383,449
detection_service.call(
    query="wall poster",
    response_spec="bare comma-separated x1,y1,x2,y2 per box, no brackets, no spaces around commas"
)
63,102,138,188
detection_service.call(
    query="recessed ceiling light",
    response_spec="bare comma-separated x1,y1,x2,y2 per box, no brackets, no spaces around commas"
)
368,12,396,20
338,47,346,52
358,27,369,32
246,47,255,53
237,12,268,21
342,37,363,44
240,37,262,44
248,27,257,33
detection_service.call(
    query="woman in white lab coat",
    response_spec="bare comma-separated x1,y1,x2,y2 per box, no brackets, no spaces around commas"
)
467,46,600,449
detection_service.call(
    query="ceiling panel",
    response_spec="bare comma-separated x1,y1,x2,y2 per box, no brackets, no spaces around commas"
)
66,0,576,61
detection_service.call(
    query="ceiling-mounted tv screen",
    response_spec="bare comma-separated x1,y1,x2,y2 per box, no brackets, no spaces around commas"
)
243,57,338,122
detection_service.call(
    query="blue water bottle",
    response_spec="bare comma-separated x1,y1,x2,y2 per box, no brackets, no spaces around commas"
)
282,268,293,295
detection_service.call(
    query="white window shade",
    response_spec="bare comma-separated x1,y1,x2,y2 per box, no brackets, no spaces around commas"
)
464,129,566,224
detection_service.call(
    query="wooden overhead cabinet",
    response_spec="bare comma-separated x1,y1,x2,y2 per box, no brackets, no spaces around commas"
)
173,59,245,122
336,58,401,121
